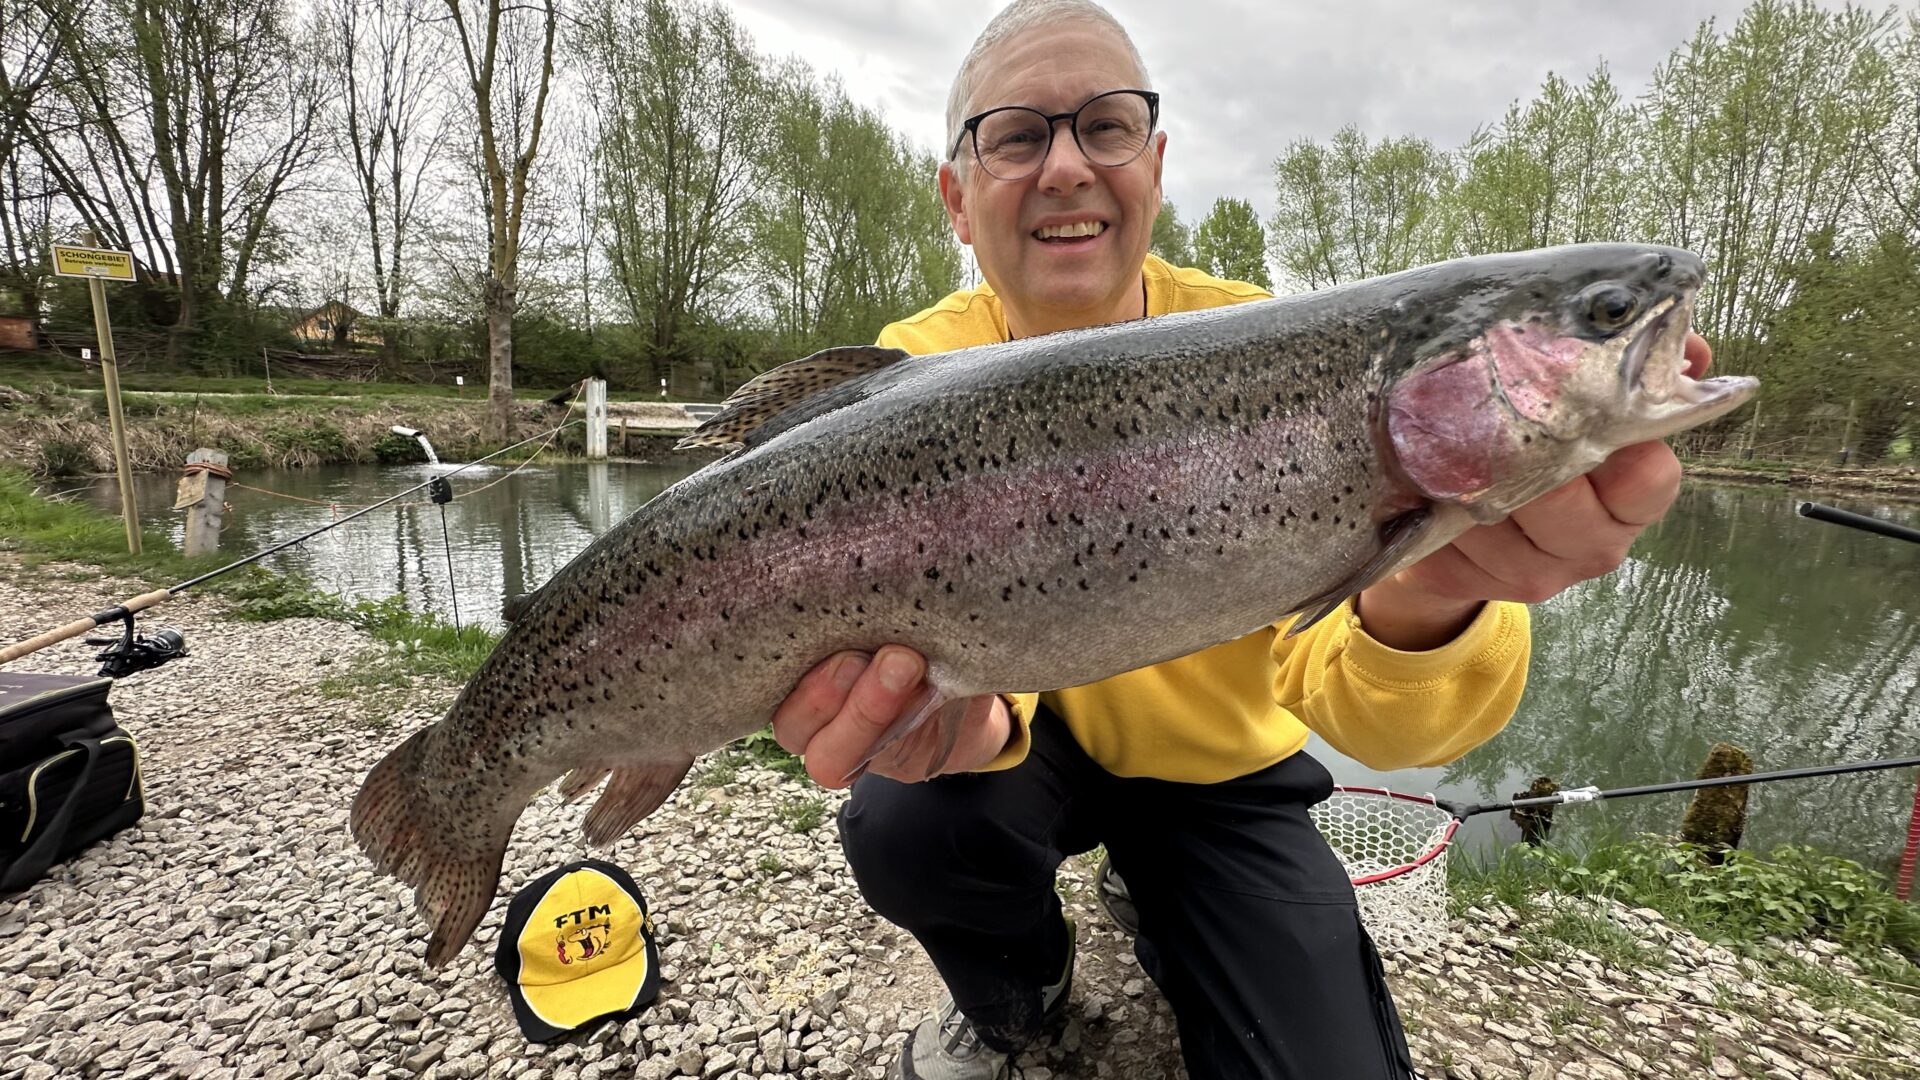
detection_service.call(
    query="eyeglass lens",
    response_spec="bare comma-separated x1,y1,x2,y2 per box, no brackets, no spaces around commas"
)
973,92,1154,179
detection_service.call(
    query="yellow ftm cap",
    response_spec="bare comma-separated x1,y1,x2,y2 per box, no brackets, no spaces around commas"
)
494,859,662,1042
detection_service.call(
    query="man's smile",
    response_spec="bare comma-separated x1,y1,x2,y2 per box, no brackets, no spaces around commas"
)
1032,218,1109,245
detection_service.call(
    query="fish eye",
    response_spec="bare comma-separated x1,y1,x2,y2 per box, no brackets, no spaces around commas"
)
1581,284,1640,332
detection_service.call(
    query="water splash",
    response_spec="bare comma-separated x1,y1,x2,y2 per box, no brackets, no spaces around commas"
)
390,425,441,465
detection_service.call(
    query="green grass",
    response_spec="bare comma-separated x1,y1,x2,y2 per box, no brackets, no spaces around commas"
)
1451,833,1920,983
2,467,498,694
775,796,829,834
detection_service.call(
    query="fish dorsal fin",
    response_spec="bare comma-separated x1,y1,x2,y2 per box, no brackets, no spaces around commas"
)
676,344,912,450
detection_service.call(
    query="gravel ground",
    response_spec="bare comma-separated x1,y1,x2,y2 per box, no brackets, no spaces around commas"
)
3,561,1917,1080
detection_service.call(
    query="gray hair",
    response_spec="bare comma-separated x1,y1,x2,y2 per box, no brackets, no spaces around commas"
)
944,0,1152,161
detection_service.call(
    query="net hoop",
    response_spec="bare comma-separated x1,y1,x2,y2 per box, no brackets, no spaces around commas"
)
1310,786,1462,945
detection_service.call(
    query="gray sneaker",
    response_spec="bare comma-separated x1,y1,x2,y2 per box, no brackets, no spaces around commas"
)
893,916,1077,1080
1094,855,1139,937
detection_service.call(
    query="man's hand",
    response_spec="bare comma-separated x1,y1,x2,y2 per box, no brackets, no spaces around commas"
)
1357,332,1714,650
771,646,1011,789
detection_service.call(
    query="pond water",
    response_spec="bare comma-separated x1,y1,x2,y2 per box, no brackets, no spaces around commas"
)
77,462,1920,875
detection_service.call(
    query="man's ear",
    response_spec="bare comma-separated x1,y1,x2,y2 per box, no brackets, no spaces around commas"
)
1151,130,1167,199
938,161,972,246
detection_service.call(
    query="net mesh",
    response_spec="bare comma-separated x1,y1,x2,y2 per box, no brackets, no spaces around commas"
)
1310,789,1456,946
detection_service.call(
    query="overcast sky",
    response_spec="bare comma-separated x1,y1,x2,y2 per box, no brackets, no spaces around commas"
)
719,0,1894,232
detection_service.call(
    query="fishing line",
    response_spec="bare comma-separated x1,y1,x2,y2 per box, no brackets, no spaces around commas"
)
0,421,579,667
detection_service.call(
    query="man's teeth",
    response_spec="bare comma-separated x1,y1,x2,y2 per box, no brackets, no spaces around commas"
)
1035,221,1106,239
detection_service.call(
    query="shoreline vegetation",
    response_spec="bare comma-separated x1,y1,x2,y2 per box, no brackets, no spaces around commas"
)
4,466,1918,1016
4,369,1918,498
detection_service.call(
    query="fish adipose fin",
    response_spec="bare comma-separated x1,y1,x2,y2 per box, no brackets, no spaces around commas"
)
350,726,514,968
581,757,696,846
676,345,911,450
1282,508,1439,639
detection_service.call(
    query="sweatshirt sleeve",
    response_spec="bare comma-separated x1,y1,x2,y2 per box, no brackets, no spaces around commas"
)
974,693,1039,771
1271,599,1530,770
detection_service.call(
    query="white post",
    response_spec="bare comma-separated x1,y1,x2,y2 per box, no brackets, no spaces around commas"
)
586,378,608,460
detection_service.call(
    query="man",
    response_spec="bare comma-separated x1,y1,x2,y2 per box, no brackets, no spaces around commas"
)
771,2,1712,1078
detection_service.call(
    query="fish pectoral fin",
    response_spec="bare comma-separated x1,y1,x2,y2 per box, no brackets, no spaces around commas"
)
1282,508,1440,639
556,765,613,803
838,686,973,785
676,345,911,450
581,757,696,846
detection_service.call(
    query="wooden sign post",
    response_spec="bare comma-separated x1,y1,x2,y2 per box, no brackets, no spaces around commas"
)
174,448,229,557
53,235,141,554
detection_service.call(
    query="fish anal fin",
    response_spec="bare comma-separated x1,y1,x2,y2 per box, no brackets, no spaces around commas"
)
556,765,612,803
676,345,911,450
1282,508,1448,639
581,757,696,846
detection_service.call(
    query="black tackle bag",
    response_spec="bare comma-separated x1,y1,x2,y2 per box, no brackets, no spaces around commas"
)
0,671,145,892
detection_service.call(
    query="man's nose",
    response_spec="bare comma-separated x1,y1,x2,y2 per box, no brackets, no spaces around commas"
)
1033,119,1096,193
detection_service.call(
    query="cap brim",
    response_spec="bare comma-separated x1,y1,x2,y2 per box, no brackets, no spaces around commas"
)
507,955,659,1043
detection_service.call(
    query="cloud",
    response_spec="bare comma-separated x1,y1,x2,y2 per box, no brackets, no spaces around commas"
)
722,0,1866,229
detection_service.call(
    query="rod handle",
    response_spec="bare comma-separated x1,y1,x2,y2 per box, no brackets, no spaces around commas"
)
0,589,172,667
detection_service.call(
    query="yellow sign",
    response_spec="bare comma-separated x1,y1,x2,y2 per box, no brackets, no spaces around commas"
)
52,245,135,282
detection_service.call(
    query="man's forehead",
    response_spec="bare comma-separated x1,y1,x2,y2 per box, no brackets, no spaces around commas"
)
965,21,1143,114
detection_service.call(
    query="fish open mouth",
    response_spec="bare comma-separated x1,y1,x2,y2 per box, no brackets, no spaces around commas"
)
1621,296,1745,408
1618,294,1758,433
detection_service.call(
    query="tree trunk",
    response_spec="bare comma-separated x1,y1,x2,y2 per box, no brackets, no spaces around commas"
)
486,274,515,442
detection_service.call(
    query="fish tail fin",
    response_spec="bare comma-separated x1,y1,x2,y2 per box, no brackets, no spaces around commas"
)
350,725,512,968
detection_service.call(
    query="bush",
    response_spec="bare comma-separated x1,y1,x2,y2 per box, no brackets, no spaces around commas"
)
371,430,427,464
34,438,96,477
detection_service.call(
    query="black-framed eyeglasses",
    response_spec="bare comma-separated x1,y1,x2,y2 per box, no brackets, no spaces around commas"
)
950,89,1160,182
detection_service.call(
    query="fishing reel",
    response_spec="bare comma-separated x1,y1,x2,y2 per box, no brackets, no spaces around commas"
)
85,615,190,679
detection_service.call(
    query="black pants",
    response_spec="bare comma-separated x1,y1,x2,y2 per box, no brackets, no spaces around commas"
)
839,708,1417,1080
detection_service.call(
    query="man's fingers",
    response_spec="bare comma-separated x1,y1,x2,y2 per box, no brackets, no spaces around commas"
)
801,646,929,788
1683,330,1712,380
770,651,869,755
1582,440,1683,528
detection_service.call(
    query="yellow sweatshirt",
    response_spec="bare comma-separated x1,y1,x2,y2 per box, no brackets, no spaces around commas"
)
877,254,1531,783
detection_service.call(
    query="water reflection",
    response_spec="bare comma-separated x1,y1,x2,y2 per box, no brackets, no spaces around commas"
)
1318,484,1920,874
81,468,1920,870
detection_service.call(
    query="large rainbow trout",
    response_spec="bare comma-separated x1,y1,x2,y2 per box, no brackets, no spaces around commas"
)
354,244,1756,964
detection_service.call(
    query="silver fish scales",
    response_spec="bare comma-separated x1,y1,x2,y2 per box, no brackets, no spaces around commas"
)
352,243,1756,964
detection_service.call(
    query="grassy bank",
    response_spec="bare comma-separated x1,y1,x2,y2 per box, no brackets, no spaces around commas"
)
0,467,497,681
0,377,587,475
1452,833,1920,1024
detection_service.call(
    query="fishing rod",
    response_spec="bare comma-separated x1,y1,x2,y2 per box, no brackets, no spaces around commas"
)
1321,754,1920,887
1797,501,1920,546
0,422,577,670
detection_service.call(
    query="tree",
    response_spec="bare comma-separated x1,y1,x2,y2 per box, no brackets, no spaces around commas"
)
1267,127,1451,289
442,0,557,440
1442,68,1636,256
1763,230,1919,461
1860,13,1918,238
581,0,770,392
1192,196,1270,290
24,0,327,360
754,69,958,357
0,0,62,317
331,0,447,365
1637,1,1894,376
1149,199,1194,267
